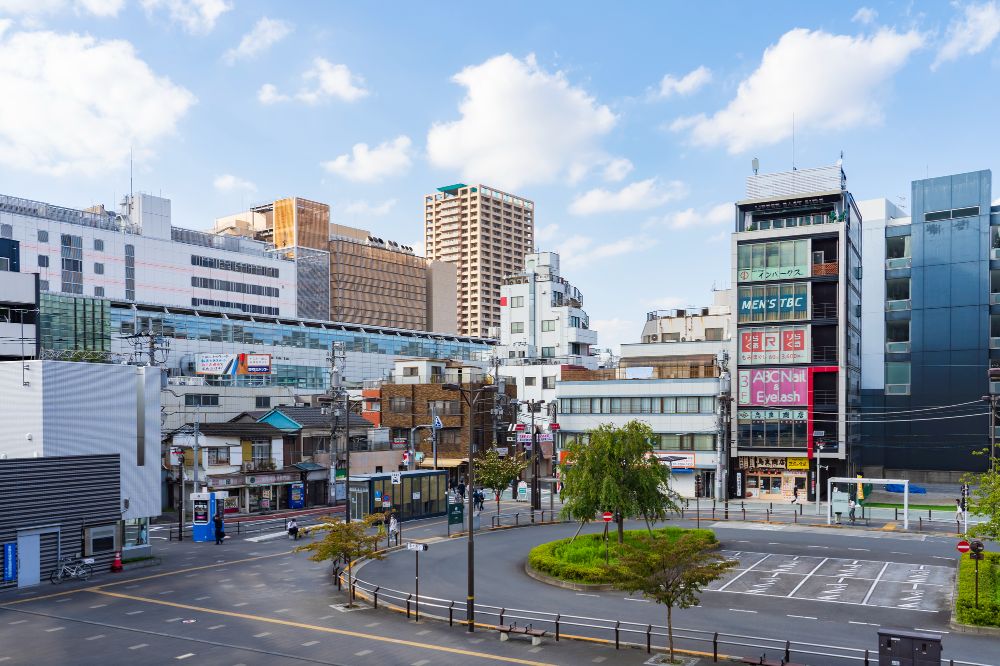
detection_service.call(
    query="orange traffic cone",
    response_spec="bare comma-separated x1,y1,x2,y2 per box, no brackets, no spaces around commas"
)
110,551,123,573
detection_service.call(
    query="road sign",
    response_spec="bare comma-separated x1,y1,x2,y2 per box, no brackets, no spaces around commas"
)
448,503,464,526
971,540,985,554
957,540,971,553
515,423,526,431
433,416,443,430
391,472,401,485
407,542,429,552
602,511,613,523
382,499,391,508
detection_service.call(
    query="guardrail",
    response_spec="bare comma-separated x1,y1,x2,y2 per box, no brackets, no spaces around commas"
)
489,509,569,529
341,569,984,666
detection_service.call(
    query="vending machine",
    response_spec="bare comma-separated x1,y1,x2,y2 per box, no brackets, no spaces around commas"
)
190,491,228,542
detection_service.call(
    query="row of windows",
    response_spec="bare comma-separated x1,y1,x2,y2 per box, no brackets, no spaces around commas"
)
564,432,716,451
191,255,280,278
35,230,105,251
737,421,809,449
185,393,220,406
559,396,716,415
191,277,279,297
191,298,279,316
523,376,556,389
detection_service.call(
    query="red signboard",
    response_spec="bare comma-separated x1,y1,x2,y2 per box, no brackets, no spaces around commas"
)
602,511,613,523
957,540,971,553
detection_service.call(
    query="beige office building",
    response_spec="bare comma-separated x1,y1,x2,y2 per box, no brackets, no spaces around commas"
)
424,184,534,337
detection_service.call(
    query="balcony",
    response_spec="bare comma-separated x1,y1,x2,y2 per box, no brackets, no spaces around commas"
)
885,257,911,269
812,346,838,363
885,341,911,353
812,302,838,319
812,261,839,277
812,389,838,404
886,299,912,312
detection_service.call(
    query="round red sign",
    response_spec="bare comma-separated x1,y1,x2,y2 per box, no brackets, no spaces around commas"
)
957,540,971,553
602,511,613,523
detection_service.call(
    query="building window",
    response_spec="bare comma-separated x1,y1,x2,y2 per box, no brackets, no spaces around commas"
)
94,286,105,297
403,367,419,376
511,322,524,333
388,397,413,413
541,347,555,358
94,262,104,275
737,282,809,323
37,255,49,267
428,400,461,415
541,320,555,332
0,224,11,239
737,240,809,282
705,327,724,341
60,234,84,294
94,239,104,251
83,524,119,556
251,442,271,464
208,448,229,465
39,280,48,290
38,230,48,242
524,376,536,386
886,362,911,395
185,393,220,407
255,396,271,409
125,244,135,301
510,296,524,308
542,376,555,390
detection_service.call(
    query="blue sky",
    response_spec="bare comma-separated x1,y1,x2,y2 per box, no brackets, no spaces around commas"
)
2,1,1000,350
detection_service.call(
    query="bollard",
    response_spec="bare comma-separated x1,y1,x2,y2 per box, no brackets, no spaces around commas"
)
864,649,869,666
770,502,773,512
743,507,746,521
448,601,455,626
646,624,652,653
928,508,932,520
919,517,922,532
784,640,791,662
712,506,716,520
406,593,412,619
793,511,797,524
614,620,620,649
373,586,379,609
713,632,719,662
766,508,770,522
499,607,505,626
555,614,561,641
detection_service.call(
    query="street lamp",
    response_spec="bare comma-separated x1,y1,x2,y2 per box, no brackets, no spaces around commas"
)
443,380,498,633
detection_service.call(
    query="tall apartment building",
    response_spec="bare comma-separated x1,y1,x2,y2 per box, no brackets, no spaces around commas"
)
495,251,599,418
730,164,862,501
859,170,998,480
424,184,535,338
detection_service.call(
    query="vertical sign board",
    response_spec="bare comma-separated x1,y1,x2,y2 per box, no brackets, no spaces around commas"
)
737,368,808,406
738,326,810,365
3,543,15,582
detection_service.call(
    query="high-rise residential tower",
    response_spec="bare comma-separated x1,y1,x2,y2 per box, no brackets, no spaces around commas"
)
424,184,535,338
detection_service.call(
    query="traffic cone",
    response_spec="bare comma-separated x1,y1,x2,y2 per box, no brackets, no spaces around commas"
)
110,551,123,573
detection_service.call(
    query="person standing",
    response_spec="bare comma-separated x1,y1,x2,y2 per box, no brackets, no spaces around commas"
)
213,512,225,545
457,481,466,502
956,498,965,524
848,498,857,524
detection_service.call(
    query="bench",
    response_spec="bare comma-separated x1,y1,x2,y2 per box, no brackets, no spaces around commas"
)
740,656,804,666
496,623,546,646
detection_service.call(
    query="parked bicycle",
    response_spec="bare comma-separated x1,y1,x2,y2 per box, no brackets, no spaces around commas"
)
49,556,94,584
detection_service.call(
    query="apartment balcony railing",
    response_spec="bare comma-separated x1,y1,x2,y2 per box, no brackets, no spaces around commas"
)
811,261,839,276
885,257,911,269
886,299,912,312
812,389,838,404
812,346,838,363
812,302,838,319
885,341,911,353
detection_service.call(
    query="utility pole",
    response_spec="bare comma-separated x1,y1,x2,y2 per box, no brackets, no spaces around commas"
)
329,342,349,521
715,350,730,502
521,399,544,512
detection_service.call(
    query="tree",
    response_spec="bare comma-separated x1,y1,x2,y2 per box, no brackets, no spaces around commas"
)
607,532,737,662
474,448,528,516
560,420,680,543
963,457,1000,540
295,514,384,607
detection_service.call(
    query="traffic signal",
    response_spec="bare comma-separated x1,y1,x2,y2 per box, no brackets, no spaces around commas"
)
695,475,704,497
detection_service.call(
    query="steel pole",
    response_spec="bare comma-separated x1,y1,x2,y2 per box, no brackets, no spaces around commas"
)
466,388,476,632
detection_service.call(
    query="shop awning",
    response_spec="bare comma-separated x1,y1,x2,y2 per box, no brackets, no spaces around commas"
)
418,458,466,469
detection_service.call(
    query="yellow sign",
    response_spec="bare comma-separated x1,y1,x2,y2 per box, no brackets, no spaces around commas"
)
857,474,865,501
786,457,810,470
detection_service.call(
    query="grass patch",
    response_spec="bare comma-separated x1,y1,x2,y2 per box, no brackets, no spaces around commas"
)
862,502,955,510
528,527,717,585
955,552,1000,627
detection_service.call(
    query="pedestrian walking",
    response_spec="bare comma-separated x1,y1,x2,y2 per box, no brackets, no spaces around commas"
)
956,498,965,523
791,487,799,504
287,517,299,540
213,513,225,545
457,481,466,502
475,489,485,512
848,498,857,524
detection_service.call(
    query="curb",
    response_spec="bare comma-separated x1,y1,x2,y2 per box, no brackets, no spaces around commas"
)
523,559,613,592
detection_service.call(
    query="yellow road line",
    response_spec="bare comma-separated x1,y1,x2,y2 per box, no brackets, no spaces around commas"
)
881,523,897,531
90,589,555,666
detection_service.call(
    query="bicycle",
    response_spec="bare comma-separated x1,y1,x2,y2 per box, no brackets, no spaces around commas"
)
49,556,94,584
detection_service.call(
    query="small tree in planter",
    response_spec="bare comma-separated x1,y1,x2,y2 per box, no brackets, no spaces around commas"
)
295,514,383,607
607,531,736,662
474,448,528,516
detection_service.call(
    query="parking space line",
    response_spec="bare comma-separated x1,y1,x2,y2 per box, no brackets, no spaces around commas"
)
717,554,771,591
90,590,558,665
861,562,891,605
84,634,105,640
786,558,828,598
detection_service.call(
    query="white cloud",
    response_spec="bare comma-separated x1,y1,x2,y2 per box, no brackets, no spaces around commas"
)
671,28,924,153
0,29,195,176
602,157,633,182
649,202,732,230
141,0,232,34
321,135,412,183
0,0,123,16
556,233,657,269
535,223,560,244
427,53,616,190
259,57,368,105
569,178,688,215
933,1,1000,69
213,173,255,192
657,65,712,98
993,196,1000,206
223,17,292,65
852,7,878,24
342,199,397,216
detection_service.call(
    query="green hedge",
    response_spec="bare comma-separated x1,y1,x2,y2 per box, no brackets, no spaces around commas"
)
528,527,716,585
955,552,1000,627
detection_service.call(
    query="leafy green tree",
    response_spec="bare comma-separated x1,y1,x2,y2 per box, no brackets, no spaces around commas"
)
963,457,1000,540
295,514,384,607
560,420,680,544
607,532,737,662
474,448,528,516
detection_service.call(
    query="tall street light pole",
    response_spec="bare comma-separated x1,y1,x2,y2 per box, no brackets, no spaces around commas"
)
444,380,497,633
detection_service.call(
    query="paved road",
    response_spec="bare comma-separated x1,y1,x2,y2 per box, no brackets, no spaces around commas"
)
358,519,1000,665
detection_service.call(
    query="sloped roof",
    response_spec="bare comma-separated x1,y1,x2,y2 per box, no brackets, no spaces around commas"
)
259,406,372,430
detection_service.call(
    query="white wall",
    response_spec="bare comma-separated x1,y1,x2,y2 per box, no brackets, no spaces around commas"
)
0,361,161,520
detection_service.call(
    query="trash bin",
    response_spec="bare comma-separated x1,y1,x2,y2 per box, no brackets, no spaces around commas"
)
877,628,942,666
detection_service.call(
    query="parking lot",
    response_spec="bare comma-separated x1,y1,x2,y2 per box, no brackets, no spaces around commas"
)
707,551,954,612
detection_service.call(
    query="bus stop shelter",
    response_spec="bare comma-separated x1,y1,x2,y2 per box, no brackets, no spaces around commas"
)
826,477,910,530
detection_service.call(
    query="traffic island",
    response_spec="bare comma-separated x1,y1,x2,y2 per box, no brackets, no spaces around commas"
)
951,549,1000,634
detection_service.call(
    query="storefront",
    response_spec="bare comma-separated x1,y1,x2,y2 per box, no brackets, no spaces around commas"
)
736,456,809,500
206,470,301,513
349,470,448,522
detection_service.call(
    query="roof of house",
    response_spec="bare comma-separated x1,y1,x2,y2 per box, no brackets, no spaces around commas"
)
258,406,372,431
191,422,284,437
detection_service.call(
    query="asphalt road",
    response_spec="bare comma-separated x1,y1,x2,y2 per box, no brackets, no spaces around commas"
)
358,519,1000,665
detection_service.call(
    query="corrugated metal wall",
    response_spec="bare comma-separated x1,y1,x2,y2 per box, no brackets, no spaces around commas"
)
0,455,120,589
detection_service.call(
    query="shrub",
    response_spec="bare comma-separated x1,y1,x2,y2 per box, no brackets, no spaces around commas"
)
955,552,1000,627
528,528,716,585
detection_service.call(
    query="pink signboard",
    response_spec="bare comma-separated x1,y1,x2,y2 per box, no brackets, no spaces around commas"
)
737,367,808,406
738,326,810,365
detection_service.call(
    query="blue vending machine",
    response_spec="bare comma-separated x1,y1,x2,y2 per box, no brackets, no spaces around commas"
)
191,491,229,543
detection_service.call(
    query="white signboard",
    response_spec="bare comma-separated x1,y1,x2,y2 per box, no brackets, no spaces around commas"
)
196,353,272,375
494,447,509,457
391,472,401,485
516,433,553,443
652,452,695,468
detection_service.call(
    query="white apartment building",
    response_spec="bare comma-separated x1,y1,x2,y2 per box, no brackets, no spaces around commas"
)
0,192,296,318
641,289,732,343
0,270,37,360
495,251,598,423
424,184,535,338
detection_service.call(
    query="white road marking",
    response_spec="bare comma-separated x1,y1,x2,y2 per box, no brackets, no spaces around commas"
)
84,635,105,641
786,558,828,598
128,644,148,650
365,621,381,627
165,618,182,623
729,609,757,613
624,598,650,602
849,621,880,626
207,625,225,630
807,545,829,549
931,556,952,560
126,610,144,615
44,627,64,632
89,604,107,609
915,628,947,633
355,650,373,656
195,596,210,601
718,554,771,591
233,602,248,607
7,620,26,625
274,608,290,613
787,615,817,620
848,548,870,552
302,641,319,646
253,632,271,638
175,654,195,660
576,593,600,598
862,562,891,606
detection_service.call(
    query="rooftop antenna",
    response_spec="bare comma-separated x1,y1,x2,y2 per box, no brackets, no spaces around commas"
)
791,113,796,171
752,157,759,175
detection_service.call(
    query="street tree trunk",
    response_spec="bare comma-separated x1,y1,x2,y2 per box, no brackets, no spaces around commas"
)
617,511,624,544
667,604,674,662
